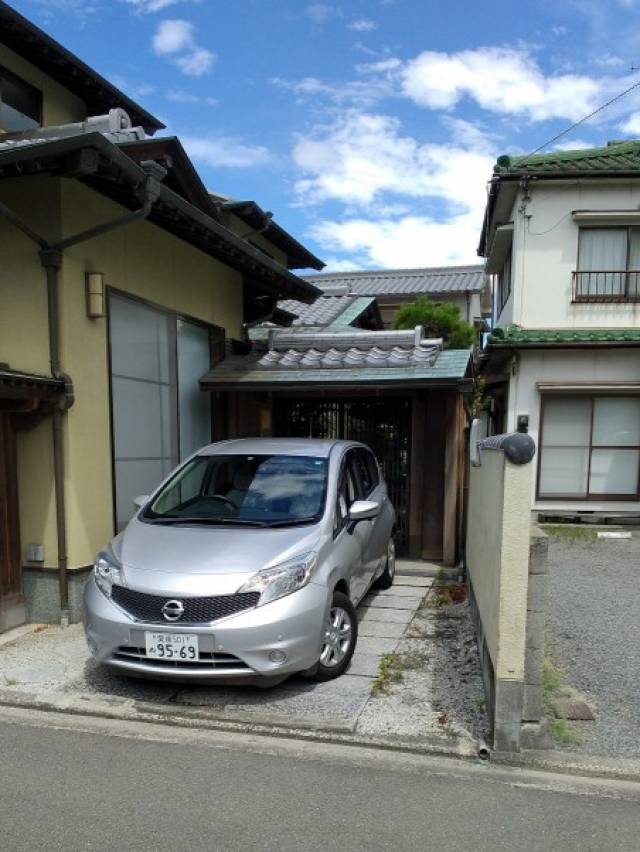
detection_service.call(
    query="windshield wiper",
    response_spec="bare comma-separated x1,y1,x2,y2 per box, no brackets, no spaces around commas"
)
265,517,319,528
150,516,269,527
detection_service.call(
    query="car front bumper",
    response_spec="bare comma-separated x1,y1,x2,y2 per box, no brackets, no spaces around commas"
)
82,578,330,682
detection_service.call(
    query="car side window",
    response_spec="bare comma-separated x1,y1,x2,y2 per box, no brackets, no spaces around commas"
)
353,449,373,496
334,453,360,535
365,450,380,490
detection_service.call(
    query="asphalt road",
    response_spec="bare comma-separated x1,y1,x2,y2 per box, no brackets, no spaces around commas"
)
1,709,639,852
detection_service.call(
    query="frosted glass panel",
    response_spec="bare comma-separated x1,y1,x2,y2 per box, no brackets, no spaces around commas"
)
177,320,211,460
539,448,589,496
115,460,166,528
589,450,640,495
592,398,640,447
109,294,174,383
109,293,178,529
543,398,591,446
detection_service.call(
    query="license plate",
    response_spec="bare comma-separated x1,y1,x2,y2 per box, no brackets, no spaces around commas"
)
144,632,199,661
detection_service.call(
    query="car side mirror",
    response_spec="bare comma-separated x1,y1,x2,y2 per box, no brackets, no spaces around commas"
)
133,494,150,510
348,500,380,522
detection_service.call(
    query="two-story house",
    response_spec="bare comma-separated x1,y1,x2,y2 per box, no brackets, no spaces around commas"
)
0,0,323,631
479,142,640,519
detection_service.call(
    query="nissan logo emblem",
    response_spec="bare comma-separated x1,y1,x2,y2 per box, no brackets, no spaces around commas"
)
162,599,184,622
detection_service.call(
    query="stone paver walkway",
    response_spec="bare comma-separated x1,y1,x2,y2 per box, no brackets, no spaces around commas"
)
0,576,433,734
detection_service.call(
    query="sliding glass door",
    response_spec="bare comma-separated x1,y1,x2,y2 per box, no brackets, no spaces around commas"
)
109,292,218,529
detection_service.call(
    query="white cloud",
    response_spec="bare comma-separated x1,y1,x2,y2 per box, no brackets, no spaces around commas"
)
348,18,377,32
176,47,216,76
304,4,336,24
152,19,216,76
292,111,496,268
620,113,640,134
125,0,190,11
167,89,218,105
153,19,194,54
310,213,483,267
401,47,602,121
182,135,273,168
552,138,597,150
271,74,393,108
292,111,494,212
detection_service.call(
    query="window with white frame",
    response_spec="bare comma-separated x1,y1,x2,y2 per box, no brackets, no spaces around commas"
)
538,395,640,500
575,228,640,301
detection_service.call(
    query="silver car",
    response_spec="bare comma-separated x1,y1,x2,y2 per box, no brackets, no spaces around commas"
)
83,438,396,684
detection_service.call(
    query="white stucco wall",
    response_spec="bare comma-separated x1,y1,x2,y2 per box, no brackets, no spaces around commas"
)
466,449,531,681
495,179,640,330
505,348,640,512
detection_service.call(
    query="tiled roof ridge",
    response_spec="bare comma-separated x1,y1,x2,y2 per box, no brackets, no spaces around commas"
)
304,264,484,281
488,325,640,345
494,139,640,174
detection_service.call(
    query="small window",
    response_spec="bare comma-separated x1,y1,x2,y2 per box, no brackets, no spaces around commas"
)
538,395,640,500
0,66,42,132
497,250,512,315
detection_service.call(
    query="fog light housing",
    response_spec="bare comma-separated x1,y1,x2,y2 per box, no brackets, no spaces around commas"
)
268,649,287,665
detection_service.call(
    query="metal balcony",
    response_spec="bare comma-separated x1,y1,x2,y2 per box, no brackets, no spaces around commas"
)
572,270,640,303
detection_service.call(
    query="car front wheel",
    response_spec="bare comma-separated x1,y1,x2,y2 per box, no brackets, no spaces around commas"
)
313,591,358,681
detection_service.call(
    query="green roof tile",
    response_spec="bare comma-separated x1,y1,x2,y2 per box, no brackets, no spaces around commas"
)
494,140,640,176
488,325,640,346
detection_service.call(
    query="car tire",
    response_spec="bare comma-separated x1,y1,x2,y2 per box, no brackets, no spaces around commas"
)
313,590,358,682
373,537,396,590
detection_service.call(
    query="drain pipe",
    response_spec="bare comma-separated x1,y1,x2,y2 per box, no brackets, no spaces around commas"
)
0,160,166,614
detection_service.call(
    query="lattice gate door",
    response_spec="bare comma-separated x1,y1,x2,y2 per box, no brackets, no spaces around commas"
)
273,398,411,554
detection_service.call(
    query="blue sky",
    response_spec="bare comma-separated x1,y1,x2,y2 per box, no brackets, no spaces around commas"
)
13,0,640,270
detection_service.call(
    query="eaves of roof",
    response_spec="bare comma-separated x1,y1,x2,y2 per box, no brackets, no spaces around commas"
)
493,140,640,176
487,325,640,347
222,200,325,271
0,1,163,133
201,349,471,391
0,133,320,304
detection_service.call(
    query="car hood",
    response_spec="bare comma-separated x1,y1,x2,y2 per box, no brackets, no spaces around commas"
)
113,517,323,596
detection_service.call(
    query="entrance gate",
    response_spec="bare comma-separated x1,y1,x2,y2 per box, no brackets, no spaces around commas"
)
273,397,412,554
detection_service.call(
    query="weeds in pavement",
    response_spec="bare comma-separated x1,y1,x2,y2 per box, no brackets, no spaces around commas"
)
549,718,582,746
543,658,582,747
397,648,430,670
541,525,598,543
371,652,405,695
426,583,467,609
3,676,18,687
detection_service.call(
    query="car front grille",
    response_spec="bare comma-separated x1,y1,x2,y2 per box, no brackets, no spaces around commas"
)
112,646,251,671
110,585,260,625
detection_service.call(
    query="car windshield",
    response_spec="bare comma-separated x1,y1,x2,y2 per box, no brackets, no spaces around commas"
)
143,454,328,527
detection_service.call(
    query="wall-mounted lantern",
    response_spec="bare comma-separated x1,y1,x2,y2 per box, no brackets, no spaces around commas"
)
85,272,105,318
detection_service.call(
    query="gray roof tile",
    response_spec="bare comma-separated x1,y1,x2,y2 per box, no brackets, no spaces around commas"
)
303,265,487,296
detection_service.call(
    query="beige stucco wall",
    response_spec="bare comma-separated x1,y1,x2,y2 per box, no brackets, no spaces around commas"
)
3,175,244,571
496,180,640,329
0,43,86,130
466,449,532,681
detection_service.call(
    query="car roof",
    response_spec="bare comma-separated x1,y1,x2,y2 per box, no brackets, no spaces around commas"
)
198,437,355,458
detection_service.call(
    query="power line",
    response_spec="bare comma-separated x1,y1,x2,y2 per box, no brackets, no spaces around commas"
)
528,76,640,157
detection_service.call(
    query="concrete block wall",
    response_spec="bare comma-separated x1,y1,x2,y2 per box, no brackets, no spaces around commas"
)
522,527,549,723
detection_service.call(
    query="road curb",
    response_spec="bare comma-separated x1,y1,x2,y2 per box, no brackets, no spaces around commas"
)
2,687,640,784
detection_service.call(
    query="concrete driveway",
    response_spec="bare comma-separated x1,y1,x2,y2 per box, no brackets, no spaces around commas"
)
0,571,487,753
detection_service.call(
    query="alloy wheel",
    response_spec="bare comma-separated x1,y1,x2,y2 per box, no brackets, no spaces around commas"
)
320,606,353,667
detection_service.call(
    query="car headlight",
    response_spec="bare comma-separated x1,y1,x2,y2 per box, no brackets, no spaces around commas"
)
238,552,317,606
94,547,123,598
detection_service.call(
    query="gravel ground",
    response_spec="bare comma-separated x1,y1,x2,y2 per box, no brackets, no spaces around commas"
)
356,592,489,746
545,529,640,759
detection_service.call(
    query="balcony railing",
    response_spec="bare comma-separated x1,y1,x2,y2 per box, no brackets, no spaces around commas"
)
572,270,640,303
